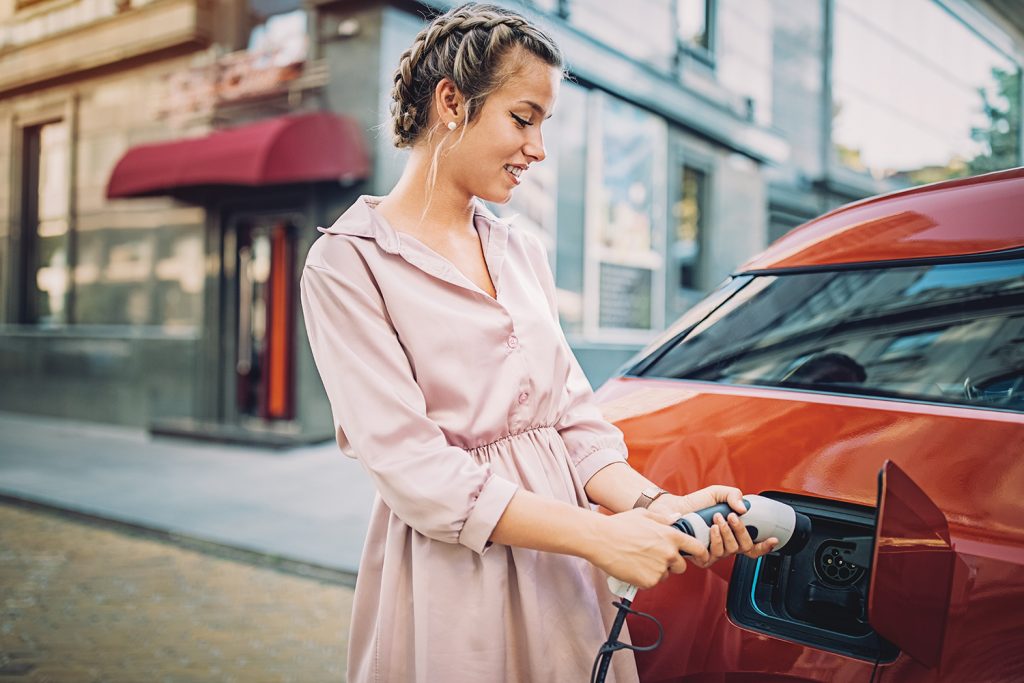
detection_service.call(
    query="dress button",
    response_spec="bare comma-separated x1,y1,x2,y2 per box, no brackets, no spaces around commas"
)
507,334,519,349
518,392,529,404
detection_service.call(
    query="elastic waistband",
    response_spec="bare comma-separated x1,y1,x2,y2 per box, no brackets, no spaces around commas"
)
467,424,557,452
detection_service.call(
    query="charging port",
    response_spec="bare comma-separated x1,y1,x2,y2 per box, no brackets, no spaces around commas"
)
727,494,897,663
814,539,868,587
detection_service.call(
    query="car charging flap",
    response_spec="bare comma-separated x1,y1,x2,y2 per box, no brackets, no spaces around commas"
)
868,459,957,668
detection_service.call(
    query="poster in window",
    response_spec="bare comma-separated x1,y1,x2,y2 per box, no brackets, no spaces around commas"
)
599,263,652,329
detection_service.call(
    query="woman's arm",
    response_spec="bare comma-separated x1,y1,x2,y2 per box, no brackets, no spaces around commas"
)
584,462,779,565
489,488,709,589
301,256,519,553
583,461,659,513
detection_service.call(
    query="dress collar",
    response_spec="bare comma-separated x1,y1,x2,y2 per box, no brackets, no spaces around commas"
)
317,194,514,256
317,195,514,300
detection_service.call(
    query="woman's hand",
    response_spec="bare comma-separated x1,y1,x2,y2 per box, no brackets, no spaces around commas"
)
586,508,710,589
649,486,778,568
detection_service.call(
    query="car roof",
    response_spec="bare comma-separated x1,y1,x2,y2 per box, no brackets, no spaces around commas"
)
739,166,1024,272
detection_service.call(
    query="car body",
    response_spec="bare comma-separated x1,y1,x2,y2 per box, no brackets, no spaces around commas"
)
594,167,1024,682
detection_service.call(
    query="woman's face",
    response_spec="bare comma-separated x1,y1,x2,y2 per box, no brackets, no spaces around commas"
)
442,53,561,204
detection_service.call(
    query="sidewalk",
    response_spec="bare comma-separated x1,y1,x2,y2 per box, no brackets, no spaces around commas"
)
0,411,374,576
0,503,354,682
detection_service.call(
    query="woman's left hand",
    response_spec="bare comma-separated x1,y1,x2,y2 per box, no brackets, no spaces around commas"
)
648,485,778,569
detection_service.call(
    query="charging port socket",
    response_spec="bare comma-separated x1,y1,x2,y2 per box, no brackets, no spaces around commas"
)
726,494,897,663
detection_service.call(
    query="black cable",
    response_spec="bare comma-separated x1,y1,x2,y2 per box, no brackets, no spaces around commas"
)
591,599,665,683
868,650,882,683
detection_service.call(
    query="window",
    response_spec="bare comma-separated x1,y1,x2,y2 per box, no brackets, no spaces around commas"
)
586,93,666,339
638,258,1024,413
20,120,71,326
832,0,1021,185
73,226,203,329
668,164,707,319
677,0,711,53
153,228,204,330
246,6,307,66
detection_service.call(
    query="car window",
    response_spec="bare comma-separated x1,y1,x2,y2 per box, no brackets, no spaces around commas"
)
637,257,1024,413
620,275,753,377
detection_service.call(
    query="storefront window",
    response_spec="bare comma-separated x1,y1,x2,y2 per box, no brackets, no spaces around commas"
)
588,93,665,338
74,226,204,329
22,120,70,326
668,164,707,320
832,0,1021,185
74,230,155,326
153,228,204,330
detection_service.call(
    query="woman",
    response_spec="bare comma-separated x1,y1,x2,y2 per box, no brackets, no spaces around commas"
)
300,4,777,681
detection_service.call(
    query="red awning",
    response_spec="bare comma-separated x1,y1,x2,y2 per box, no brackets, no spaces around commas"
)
106,111,369,199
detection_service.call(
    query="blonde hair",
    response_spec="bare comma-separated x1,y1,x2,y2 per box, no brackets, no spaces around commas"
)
389,2,563,149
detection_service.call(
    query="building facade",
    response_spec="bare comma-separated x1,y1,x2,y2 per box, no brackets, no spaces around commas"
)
1,0,1021,444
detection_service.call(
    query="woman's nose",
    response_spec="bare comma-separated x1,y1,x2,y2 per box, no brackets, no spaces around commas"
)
524,130,546,163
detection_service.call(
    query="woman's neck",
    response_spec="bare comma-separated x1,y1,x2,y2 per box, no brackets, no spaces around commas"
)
377,147,476,240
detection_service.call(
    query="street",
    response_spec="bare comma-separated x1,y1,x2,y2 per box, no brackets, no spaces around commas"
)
0,502,353,683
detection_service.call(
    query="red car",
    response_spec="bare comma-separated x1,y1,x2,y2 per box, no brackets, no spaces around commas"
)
595,167,1024,682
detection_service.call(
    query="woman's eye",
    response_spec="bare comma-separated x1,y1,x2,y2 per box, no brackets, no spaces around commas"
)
510,113,532,128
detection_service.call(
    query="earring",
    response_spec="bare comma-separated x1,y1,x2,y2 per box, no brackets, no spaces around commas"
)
447,121,457,131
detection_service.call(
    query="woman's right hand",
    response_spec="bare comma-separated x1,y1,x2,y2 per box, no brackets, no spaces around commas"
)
586,508,710,589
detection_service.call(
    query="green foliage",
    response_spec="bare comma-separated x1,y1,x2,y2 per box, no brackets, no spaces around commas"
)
969,67,1021,175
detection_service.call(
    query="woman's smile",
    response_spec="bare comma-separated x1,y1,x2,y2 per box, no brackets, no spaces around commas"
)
504,163,525,185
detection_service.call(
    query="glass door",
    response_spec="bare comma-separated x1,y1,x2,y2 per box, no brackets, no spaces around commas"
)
228,212,300,423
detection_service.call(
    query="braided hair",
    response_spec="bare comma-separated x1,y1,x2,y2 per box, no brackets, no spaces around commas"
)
389,3,563,148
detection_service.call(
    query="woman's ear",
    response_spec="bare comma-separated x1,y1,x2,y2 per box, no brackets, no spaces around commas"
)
433,77,464,123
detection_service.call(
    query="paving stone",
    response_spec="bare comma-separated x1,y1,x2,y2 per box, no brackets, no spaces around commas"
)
0,503,353,683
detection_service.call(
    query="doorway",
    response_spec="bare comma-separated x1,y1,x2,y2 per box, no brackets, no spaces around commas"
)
225,211,301,424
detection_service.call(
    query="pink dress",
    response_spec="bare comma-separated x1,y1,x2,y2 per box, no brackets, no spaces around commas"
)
300,195,639,683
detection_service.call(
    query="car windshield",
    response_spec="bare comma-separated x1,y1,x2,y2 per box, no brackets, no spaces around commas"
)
637,257,1024,413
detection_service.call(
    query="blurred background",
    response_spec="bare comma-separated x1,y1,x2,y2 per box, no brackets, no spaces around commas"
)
0,0,1022,444
0,1,1022,680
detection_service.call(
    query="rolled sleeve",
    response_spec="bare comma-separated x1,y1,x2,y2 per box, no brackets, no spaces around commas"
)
573,446,629,487
457,474,520,554
300,250,518,553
